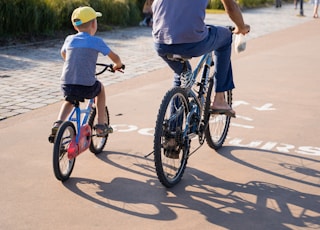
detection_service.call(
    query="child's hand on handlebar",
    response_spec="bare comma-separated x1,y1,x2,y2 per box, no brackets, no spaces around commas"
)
113,63,125,73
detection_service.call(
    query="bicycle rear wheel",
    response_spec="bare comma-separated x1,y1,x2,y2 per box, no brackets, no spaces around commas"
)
153,87,190,188
53,121,76,181
89,106,110,154
204,78,232,149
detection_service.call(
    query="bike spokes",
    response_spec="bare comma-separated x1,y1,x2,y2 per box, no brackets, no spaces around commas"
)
89,106,109,154
205,89,232,149
154,87,190,188
53,122,76,181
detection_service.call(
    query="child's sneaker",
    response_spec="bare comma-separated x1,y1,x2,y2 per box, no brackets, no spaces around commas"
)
94,123,113,137
48,120,63,143
139,20,147,26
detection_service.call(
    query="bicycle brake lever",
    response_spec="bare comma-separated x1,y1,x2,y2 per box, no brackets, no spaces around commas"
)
114,64,125,73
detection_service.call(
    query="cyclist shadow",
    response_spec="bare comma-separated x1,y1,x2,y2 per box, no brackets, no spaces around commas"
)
62,150,320,229
215,145,320,188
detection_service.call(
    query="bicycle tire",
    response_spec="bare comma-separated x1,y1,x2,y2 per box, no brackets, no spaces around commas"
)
204,77,232,149
88,106,109,154
153,87,190,188
53,121,76,181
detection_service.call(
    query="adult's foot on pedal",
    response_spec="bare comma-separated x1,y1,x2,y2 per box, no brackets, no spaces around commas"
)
210,104,236,118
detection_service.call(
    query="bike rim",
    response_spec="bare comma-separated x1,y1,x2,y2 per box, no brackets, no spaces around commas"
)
59,126,75,176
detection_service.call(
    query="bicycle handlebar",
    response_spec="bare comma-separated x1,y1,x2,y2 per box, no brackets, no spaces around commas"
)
228,26,235,32
95,63,125,75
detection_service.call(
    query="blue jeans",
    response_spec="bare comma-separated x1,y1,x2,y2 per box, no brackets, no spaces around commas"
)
154,26,234,92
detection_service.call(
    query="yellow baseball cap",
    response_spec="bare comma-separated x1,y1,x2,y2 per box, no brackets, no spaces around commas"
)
71,6,102,26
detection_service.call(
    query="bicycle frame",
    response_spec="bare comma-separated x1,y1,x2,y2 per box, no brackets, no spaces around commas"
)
68,98,94,144
189,53,213,102
182,52,214,141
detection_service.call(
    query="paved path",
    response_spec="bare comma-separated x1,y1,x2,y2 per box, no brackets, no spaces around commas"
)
0,16,319,229
0,3,314,121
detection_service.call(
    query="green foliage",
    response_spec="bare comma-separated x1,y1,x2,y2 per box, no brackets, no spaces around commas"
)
47,0,89,30
0,0,293,42
207,0,224,10
0,0,56,36
207,0,288,9
237,0,275,8
0,0,142,38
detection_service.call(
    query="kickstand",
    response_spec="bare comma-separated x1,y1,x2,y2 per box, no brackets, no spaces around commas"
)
144,151,154,158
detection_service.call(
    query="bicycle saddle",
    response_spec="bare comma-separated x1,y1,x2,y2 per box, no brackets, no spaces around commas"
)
167,54,192,62
65,95,85,105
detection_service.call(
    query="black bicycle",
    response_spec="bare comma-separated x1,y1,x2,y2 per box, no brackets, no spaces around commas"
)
152,47,233,188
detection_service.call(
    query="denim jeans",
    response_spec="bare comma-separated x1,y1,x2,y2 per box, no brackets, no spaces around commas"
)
154,25,234,92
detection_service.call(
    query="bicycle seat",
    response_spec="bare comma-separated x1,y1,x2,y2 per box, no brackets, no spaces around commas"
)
65,95,85,105
167,54,192,62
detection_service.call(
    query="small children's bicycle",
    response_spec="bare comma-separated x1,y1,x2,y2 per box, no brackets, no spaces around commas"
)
51,63,124,181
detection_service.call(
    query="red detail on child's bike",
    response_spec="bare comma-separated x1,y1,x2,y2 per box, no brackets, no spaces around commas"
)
68,124,91,159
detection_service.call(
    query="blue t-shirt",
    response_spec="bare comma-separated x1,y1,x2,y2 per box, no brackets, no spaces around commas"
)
152,0,209,44
61,32,111,86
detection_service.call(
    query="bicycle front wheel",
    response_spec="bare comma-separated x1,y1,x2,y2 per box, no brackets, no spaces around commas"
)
153,87,190,188
204,78,232,149
52,121,76,181
89,106,110,154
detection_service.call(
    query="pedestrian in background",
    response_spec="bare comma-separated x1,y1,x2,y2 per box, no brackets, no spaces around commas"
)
313,0,319,18
139,0,154,27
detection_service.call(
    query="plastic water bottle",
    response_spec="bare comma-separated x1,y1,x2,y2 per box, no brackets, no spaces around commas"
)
234,34,246,54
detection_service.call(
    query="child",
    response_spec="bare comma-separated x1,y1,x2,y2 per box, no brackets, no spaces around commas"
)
49,6,124,143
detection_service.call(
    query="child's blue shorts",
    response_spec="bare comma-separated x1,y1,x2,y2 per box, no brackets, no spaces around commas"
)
61,80,102,100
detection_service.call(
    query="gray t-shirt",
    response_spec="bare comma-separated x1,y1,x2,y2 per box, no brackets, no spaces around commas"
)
152,0,209,44
61,32,111,86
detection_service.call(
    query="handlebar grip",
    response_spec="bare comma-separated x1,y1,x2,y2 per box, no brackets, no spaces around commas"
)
113,64,125,73
228,26,235,32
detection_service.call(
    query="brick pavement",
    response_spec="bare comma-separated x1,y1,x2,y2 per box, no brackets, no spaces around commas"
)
0,3,314,121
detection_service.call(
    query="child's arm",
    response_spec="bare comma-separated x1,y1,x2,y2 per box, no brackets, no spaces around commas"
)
108,50,123,70
108,51,123,70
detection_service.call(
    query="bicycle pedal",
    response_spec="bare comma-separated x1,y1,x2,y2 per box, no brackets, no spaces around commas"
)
96,130,112,137
48,135,55,143
165,151,179,159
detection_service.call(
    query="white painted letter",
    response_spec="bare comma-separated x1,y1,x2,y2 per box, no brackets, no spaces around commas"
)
112,124,138,132
296,146,320,156
229,138,263,148
276,143,295,153
138,128,154,136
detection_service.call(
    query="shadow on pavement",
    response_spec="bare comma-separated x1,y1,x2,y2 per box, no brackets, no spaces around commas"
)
216,146,320,188
62,150,320,229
